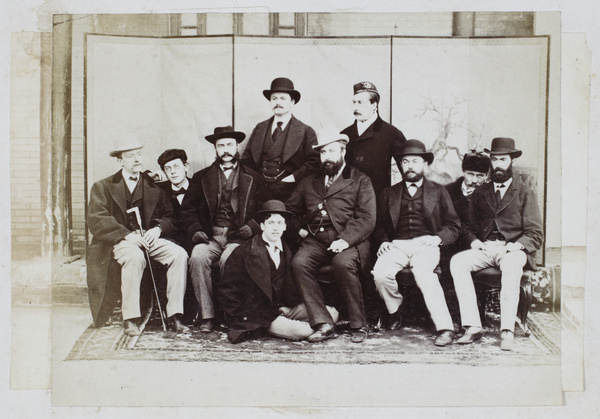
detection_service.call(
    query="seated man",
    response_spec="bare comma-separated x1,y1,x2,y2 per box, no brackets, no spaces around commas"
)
371,140,461,347
87,142,189,336
181,126,262,332
287,127,376,344
450,138,543,350
218,200,339,343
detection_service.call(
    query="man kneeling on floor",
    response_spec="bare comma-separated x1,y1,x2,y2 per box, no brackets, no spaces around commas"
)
371,140,461,346
217,200,339,344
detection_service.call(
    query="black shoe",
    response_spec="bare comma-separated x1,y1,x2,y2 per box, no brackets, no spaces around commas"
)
350,327,368,343
198,319,214,333
168,314,191,334
388,309,403,331
307,323,335,342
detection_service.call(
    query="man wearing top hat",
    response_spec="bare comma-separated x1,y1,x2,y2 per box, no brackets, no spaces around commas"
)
371,140,461,347
218,200,339,344
181,126,262,332
241,77,319,203
450,137,543,350
341,81,407,198
87,142,189,336
286,126,376,343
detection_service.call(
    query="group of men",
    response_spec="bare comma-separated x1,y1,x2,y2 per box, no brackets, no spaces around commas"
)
87,77,543,351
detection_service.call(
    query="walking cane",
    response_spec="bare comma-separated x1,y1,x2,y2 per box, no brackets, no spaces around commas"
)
126,207,168,331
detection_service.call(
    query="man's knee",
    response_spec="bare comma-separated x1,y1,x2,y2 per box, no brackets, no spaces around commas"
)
331,251,358,274
116,246,146,268
371,265,397,287
190,244,217,266
450,250,474,272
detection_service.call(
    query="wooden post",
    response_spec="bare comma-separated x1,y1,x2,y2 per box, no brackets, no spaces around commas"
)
51,15,73,257
452,12,475,37
40,32,52,257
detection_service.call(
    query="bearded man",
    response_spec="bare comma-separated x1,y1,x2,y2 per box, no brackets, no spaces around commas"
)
450,137,543,350
286,127,376,343
181,126,262,332
370,140,461,347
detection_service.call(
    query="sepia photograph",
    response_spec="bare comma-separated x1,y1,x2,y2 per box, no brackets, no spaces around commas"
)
4,1,597,416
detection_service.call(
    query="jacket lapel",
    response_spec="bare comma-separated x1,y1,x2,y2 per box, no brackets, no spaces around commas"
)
202,164,220,220
250,118,271,164
496,178,519,214
422,179,436,220
282,116,304,162
389,183,403,232
482,183,497,212
237,169,254,224
313,176,326,198
142,177,160,228
107,172,128,221
245,237,273,301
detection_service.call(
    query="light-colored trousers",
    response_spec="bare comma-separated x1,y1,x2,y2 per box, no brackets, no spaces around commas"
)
371,239,454,331
189,226,239,320
450,244,527,332
113,237,188,321
268,303,340,340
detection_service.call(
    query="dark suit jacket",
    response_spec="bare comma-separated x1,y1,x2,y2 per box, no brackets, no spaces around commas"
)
241,115,319,183
464,175,544,269
86,171,176,326
217,235,300,343
181,162,262,241
158,178,193,253
341,116,407,197
372,178,461,249
445,177,474,252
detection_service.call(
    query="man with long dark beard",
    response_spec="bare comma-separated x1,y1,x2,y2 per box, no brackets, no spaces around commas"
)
181,126,262,332
371,140,461,346
286,127,376,343
450,137,543,350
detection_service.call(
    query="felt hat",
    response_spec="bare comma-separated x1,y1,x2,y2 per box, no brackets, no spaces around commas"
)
157,149,188,169
396,139,434,164
484,137,522,158
312,126,350,150
263,77,301,103
256,200,294,220
353,81,380,101
204,126,246,144
109,142,144,158
462,152,491,173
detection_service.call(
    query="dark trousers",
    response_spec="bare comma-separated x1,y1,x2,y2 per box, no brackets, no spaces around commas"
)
292,233,367,329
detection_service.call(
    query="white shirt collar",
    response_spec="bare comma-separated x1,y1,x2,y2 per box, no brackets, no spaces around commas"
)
262,234,283,252
405,178,424,189
325,162,346,186
172,178,189,192
356,112,378,136
122,169,140,192
494,177,513,191
461,180,475,197
272,114,292,133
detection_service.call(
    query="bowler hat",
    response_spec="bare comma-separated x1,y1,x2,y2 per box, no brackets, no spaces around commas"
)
256,200,294,220
263,77,301,103
484,137,522,158
397,139,434,164
312,126,349,150
462,152,491,174
109,142,144,158
204,126,246,144
353,81,380,102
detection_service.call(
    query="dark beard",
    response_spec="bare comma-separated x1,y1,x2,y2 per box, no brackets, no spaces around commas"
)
401,168,424,182
320,159,343,177
491,164,513,183
216,151,240,165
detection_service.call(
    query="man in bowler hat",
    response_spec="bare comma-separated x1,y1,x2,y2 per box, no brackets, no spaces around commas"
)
341,81,407,197
181,126,262,332
286,127,376,343
450,137,543,350
218,200,339,343
241,77,319,202
371,140,461,347
87,142,189,336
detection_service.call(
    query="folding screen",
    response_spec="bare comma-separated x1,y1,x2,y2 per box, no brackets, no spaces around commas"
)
86,35,233,182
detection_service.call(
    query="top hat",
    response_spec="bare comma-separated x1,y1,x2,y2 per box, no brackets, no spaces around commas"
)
353,81,380,101
462,152,491,174
397,139,434,164
204,126,246,144
256,200,294,220
109,142,144,158
312,126,350,150
484,137,522,158
157,149,188,169
263,77,301,103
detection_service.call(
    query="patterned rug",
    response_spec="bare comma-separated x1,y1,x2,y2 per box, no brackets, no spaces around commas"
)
66,311,560,366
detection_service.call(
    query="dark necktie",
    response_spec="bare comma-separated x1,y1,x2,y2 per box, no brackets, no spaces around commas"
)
495,184,505,204
172,188,186,198
272,121,283,143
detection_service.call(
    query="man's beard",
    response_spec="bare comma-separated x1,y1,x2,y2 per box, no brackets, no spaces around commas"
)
320,159,344,177
401,168,424,182
216,151,240,165
491,164,513,183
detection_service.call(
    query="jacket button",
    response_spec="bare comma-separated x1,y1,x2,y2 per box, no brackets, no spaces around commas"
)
243,317,248,321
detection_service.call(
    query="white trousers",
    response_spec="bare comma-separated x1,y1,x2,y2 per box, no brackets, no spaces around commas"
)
371,239,453,331
268,303,339,340
113,237,188,321
450,245,527,332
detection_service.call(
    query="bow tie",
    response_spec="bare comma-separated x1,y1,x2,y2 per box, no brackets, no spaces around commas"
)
129,176,138,182
172,188,187,196
222,166,235,171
